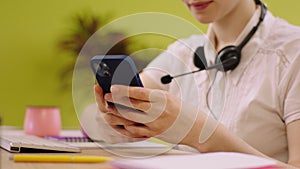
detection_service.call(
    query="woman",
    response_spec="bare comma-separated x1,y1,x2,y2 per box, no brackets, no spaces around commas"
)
94,0,300,167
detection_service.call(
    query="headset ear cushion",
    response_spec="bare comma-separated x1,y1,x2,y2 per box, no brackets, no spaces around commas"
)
194,46,208,70
215,45,241,72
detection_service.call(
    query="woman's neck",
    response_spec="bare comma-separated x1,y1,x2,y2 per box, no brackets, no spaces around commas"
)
212,0,257,52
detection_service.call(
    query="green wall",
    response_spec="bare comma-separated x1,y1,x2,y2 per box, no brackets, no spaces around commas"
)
0,0,299,128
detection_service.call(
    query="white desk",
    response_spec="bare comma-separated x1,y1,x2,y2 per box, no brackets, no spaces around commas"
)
0,129,281,169
0,129,190,169
1,146,191,169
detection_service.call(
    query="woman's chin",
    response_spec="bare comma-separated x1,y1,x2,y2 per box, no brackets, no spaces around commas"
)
193,15,213,24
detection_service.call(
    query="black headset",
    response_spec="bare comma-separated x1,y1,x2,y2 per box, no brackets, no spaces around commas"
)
194,0,267,72
161,0,267,84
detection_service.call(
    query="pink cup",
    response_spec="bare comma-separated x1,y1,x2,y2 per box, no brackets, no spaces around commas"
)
24,106,61,137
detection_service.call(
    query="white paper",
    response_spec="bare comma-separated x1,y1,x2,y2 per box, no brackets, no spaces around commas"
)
111,152,277,169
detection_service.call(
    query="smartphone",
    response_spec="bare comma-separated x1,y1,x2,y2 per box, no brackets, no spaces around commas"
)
90,55,144,96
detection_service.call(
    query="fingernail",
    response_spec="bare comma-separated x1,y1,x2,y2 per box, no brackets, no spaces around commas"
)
111,85,119,93
104,94,111,100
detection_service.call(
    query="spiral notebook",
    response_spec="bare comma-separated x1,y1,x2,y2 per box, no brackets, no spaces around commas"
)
45,133,171,150
60,138,170,150
44,134,101,149
45,136,93,142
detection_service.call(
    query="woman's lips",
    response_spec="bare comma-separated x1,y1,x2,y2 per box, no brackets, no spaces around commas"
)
190,1,213,10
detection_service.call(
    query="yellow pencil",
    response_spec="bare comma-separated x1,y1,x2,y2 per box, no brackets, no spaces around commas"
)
13,155,112,163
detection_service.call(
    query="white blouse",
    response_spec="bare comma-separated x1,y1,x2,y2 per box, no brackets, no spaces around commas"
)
143,7,300,162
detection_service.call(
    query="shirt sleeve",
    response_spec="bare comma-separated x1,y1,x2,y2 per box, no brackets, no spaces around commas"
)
142,36,201,91
281,53,300,125
142,48,175,91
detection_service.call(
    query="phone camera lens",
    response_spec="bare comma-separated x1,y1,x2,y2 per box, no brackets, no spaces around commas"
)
103,70,111,77
97,62,111,77
101,63,108,68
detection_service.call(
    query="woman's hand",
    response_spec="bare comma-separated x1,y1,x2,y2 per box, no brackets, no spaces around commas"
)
102,84,201,145
93,84,146,143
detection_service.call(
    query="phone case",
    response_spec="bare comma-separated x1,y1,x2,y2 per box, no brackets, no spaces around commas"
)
90,55,143,95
